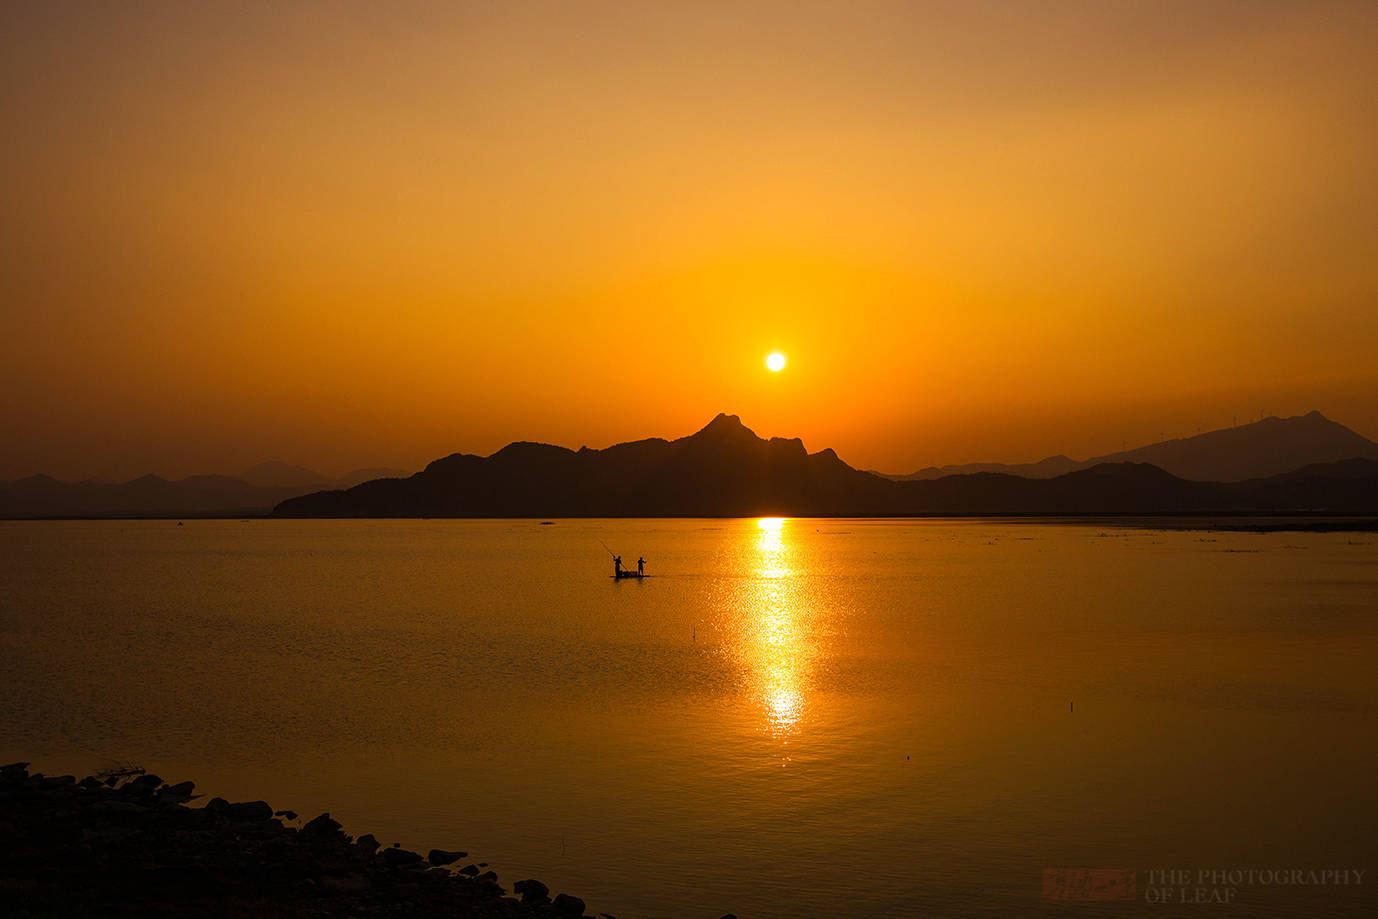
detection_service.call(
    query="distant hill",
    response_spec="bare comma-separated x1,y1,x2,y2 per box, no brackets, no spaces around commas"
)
10,414,1376,518
0,474,305,518
241,462,409,489
276,414,895,517
884,411,1378,482
879,455,1081,481
0,464,411,518
239,462,332,488
337,467,410,488
274,414,1378,518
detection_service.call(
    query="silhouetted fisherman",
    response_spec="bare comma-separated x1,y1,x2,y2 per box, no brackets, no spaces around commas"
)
637,556,645,576
614,555,622,577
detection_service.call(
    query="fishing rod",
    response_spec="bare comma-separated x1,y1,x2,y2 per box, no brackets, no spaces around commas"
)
597,538,617,558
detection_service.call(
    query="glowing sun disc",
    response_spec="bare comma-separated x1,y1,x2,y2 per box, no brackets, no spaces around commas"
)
766,352,786,372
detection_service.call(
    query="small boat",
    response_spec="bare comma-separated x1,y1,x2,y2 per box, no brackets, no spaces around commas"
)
605,546,647,579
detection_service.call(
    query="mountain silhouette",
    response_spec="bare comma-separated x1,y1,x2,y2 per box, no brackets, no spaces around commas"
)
276,414,895,517
885,411,1378,482
8,416,1375,519
239,462,333,488
877,455,1081,481
274,414,1378,518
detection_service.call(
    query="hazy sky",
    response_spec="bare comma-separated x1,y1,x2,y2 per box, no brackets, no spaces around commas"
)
4,0,1377,480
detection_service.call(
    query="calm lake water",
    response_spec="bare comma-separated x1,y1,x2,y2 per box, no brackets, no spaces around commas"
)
2,519,1375,917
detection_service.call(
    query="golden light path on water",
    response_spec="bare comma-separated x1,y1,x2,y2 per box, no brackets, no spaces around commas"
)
746,517,807,742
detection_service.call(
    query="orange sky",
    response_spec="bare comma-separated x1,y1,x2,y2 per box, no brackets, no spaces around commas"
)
3,1,1377,481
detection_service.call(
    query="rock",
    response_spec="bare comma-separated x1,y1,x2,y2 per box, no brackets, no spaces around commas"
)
205,796,230,814
274,809,297,820
131,773,162,787
90,800,152,817
40,774,75,788
1,762,29,775
553,893,587,916
0,877,40,891
320,874,372,893
459,864,479,876
380,847,424,867
355,833,380,854
80,824,133,842
719,915,739,919
162,781,195,798
513,878,550,903
77,777,103,790
225,800,273,822
302,813,343,835
427,848,466,866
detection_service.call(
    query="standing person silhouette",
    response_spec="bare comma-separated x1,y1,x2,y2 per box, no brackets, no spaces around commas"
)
614,555,622,577
637,556,645,576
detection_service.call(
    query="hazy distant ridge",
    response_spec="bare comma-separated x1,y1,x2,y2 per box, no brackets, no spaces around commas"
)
882,412,1378,482
0,465,409,518
274,413,1378,518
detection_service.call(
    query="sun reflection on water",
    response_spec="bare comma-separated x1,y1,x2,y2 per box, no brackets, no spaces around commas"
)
742,517,810,741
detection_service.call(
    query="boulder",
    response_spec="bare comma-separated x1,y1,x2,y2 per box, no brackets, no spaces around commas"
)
514,878,550,903
131,773,162,787
428,848,467,866
162,781,195,798
355,833,380,854
274,809,297,820
225,800,273,822
553,892,587,916
204,797,230,814
90,800,152,819
459,864,479,876
302,813,343,835
380,847,424,867
320,874,372,893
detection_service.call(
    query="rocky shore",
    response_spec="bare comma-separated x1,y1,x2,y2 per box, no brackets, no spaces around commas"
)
0,762,732,919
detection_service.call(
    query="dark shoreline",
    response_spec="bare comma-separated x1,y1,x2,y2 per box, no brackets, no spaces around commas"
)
3,513,1377,532
1,762,702,919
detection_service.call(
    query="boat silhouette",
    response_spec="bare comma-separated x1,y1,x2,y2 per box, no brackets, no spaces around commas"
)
609,552,648,579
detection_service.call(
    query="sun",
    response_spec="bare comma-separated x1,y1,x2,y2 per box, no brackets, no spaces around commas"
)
766,352,787,372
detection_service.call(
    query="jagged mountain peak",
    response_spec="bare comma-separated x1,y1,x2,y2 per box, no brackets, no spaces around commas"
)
693,413,755,438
